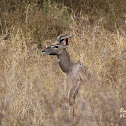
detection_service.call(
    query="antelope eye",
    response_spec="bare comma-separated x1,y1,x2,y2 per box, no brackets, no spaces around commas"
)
51,45,59,48
55,45,59,48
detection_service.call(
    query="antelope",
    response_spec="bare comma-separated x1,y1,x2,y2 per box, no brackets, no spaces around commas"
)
42,33,91,117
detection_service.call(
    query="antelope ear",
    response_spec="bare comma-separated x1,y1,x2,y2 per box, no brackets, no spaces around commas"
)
63,38,69,46
63,38,69,48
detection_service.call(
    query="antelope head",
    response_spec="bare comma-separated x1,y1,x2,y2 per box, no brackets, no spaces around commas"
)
42,33,73,55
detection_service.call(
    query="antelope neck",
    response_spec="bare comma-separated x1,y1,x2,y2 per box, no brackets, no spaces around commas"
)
57,50,73,74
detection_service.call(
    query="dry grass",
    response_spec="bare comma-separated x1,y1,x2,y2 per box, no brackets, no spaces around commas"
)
0,1,126,126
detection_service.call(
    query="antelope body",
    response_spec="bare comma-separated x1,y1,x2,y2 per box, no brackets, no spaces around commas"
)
42,33,90,116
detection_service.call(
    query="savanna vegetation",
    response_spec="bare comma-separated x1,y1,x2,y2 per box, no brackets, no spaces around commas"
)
0,0,126,125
